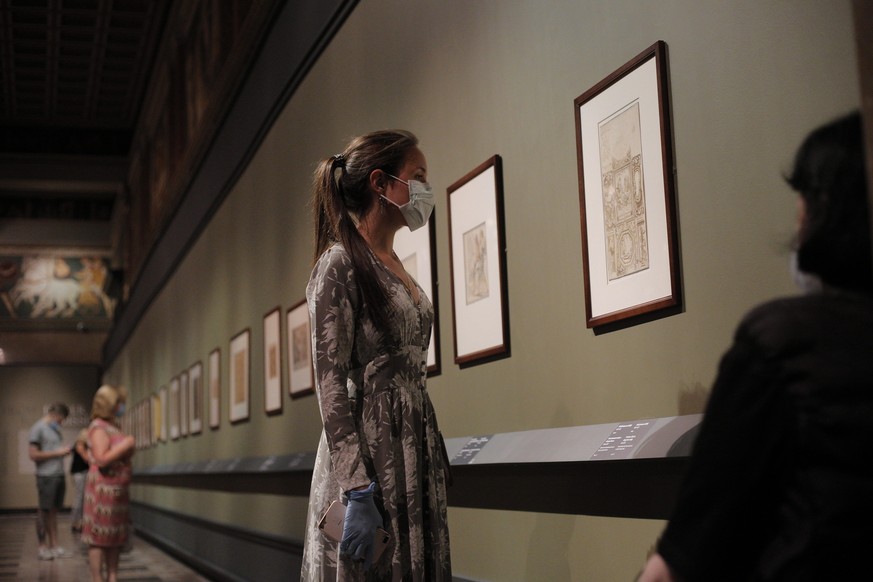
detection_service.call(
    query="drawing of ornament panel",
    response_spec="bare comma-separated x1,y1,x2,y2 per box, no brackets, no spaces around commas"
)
599,101,650,281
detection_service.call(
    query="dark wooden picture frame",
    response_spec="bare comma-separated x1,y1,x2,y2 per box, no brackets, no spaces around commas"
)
447,155,511,367
574,41,681,329
229,328,251,424
286,299,315,399
188,360,204,435
169,375,180,440
158,385,168,442
179,369,189,437
263,306,283,415
208,348,221,430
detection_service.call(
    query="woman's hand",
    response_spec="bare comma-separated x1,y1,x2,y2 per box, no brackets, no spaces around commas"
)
340,482,382,569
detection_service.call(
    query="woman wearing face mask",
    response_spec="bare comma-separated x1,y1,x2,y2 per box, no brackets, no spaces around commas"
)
300,130,452,581
81,384,135,582
638,111,873,582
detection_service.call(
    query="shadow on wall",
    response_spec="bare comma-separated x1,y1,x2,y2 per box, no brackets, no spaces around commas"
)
678,381,709,415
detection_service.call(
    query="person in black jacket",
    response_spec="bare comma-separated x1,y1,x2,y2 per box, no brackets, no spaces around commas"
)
69,429,89,533
639,111,873,582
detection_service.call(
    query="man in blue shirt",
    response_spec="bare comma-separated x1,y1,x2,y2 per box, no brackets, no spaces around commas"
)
28,402,73,560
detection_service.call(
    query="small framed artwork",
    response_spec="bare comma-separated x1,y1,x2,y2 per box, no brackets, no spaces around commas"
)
169,376,180,440
394,215,441,377
145,399,153,447
229,328,251,423
263,307,283,414
286,299,314,398
574,41,681,329
179,370,189,437
447,155,511,367
159,385,168,442
188,361,203,434
144,399,153,448
151,393,161,446
208,348,221,429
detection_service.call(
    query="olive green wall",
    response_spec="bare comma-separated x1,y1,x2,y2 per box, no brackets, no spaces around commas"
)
106,1,859,580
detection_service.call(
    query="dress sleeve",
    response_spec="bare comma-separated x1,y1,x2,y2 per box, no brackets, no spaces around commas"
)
657,319,793,581
308,247,372,493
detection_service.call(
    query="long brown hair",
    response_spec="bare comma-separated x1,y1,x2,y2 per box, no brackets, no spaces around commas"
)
312,129,419,328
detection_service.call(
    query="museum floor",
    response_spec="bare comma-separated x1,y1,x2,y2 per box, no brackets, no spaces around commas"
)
0,513,209,581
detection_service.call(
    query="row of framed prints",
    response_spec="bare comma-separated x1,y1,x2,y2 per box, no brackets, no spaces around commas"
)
122,147,517,446
121,301,318,447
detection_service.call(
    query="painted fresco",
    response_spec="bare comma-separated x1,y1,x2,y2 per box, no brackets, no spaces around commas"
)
0,256,116,320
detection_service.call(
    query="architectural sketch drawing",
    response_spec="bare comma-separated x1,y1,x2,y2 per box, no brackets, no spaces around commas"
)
269,344,279,379
598,101,650,281
233,351,246,405
463,222,489,305
292,324,309,371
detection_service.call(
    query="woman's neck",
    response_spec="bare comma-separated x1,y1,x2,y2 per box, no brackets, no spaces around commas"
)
357,210,397,257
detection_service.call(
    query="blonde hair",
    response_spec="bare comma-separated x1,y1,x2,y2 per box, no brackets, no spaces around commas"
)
91,384,128,420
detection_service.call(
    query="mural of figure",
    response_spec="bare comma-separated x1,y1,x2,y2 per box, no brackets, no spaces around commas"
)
4,256,115,320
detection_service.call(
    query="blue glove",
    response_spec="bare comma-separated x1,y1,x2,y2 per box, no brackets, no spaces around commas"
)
340,482,382,569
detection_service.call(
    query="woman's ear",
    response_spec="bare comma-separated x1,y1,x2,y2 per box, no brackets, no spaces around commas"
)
368,168,387,194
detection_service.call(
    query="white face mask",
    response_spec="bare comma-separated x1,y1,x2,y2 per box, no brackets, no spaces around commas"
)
789,250,822,294
384,173,434,231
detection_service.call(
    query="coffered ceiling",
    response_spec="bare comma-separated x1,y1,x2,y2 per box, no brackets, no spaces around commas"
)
0,0,357,367
0,0,171,365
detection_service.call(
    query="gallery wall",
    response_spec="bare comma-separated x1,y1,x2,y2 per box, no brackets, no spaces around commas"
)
101,1,859,580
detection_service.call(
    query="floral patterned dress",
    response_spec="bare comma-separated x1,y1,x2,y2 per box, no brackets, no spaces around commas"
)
81,418,132,547
301,244,452,581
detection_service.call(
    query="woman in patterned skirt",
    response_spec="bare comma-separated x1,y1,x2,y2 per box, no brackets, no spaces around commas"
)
81,385,135,582
300,130,452,581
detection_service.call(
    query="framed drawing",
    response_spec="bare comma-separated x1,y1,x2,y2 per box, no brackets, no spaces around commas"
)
208,348,221,429
188,361,203,434
179,370,189,436
394,215,441,376
229,328,251,423
169,376,180,440
159,385,168,442
447,155,511,367
143,399,152,447
145,399,153,447
151,393,161,446
263,307,283,414
286,299,314,398
574,40,681,329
